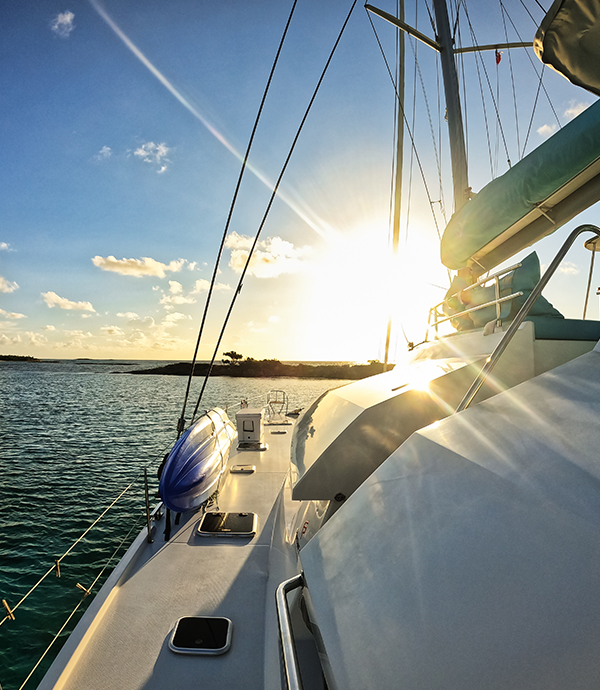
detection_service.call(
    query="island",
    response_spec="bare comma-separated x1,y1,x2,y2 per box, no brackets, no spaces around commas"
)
0,354,42,362
131,354,391,379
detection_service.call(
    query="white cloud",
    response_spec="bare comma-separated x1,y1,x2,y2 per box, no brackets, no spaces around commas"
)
0,276,19,293
95,145,112,160
50,11,75,38
537,124,557,138
225,232,311,278
187,262,198,271
134,141,171,173
564,101,590,120
0,333,21,345
42,291,95,312
42,325,56,331
163,312,190,327
92,255,185,277
559,261,579,275
168,280,183,294
268,315,281,323
192,278,231,293
101,325,125,335
0,242,11,251
117,311,139,320
0,308,26,319
160,292,196,306
245,320,265,333
64,330,93,338
26,331,48,346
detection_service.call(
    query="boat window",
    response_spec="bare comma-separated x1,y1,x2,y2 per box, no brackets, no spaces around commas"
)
243,420,255,432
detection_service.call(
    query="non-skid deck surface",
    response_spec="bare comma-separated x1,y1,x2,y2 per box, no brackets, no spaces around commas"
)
44,425,295,690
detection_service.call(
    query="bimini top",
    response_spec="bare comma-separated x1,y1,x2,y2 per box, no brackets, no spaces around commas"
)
440,97,600,272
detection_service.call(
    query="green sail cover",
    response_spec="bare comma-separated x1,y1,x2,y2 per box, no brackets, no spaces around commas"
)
441,97,600,271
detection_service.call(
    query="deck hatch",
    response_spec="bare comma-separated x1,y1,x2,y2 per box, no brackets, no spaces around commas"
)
169,616,232,655
197,512,258,537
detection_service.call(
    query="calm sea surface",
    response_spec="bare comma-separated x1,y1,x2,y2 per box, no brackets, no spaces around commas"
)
0,359,351,690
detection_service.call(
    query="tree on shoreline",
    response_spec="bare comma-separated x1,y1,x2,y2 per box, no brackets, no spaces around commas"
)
222,351,243,365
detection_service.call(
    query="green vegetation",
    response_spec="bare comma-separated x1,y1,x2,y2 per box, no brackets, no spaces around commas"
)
132,357,390,379
0,354,41,362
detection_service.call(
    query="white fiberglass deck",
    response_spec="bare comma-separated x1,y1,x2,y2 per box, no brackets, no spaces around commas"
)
301,342,600,690
38,422,297,690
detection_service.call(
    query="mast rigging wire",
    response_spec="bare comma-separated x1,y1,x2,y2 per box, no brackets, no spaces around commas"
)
367,12,446,247
463,4,512,170
499,0,561,152
176,0,299,437
190,0,359,420
522,62,547,155
501,1,522,158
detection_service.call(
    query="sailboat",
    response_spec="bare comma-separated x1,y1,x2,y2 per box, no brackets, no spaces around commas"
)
33,0,600,688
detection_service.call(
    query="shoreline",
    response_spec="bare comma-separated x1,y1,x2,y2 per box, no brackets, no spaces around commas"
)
130,359,391,379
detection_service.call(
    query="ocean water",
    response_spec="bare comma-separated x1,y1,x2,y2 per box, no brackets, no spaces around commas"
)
0,359,350,690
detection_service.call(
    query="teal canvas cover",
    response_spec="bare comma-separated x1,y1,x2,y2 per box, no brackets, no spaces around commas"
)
441,98,600,270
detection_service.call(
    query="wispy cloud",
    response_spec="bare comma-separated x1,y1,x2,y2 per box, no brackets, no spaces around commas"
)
159,279,196,305
42,325,56,331
134,141,171,173
0,333,21,346
163,311,191,326
0,242,12,252
0,276,19,293
64,330,93,338
89,0,334,242
559,261,579,275
92,255,185,277
95,145,112,160
0,307,26,319
117,311,139,319
101,325,125,335
50,11,75,38
564,101,590,120
26,331,48,346
192,278,231,293
42,291,95,311
225,232,311,278
537,124,557,138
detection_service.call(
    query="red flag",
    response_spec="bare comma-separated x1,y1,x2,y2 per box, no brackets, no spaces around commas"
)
495,49,502,65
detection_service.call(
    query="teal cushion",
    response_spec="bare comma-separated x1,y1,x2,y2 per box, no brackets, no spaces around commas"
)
525,316,600,340
443,252,563,331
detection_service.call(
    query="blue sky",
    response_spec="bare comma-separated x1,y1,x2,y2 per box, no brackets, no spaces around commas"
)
1,0,598,362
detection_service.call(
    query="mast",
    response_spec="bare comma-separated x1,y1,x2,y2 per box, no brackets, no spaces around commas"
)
431,0,469,212
384,0,405,368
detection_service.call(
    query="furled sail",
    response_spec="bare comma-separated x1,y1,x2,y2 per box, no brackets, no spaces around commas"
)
440,98,600,272
534,0,600,97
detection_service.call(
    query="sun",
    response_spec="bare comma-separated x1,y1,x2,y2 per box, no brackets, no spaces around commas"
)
296,217,449,362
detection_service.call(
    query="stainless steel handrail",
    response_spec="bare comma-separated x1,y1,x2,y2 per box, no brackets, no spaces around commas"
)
429,260,524,334
276,573,305,690
432,291,523,328
456,224,600,412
